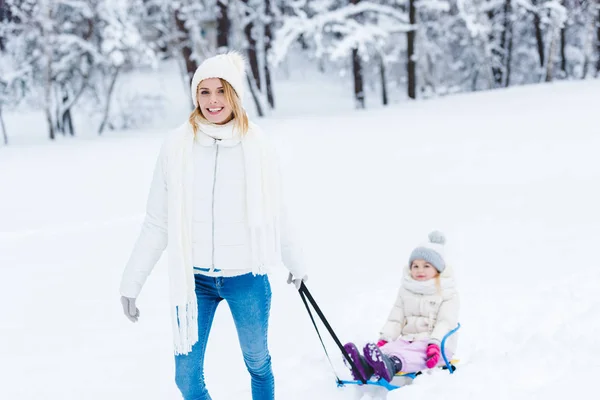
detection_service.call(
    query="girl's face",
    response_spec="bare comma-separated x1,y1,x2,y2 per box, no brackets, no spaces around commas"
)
410,259,439,281
196,78,233,124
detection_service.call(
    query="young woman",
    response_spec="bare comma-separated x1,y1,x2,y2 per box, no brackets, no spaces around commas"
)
119,52,307,400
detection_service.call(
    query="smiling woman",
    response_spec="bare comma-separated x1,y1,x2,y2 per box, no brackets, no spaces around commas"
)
118,51,308,400
187,52,249,136
196,79,233,123
188,77,249,135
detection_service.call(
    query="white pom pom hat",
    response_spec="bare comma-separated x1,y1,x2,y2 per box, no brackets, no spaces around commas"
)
190,51,247,108
408,231,447,273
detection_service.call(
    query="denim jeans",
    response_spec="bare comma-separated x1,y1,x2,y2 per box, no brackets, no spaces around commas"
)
174,273,274,400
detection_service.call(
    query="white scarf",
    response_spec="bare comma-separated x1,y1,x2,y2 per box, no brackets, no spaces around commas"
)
165,120,284,355
401,265,456,296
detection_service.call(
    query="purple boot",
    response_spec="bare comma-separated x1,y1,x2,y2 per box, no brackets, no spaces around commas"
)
343,342,374,381
363,343,403,382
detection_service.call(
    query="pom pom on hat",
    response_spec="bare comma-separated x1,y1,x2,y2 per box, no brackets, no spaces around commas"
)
428,230,446,245
190,51,247,108
227,51,246,74
408,230,447,273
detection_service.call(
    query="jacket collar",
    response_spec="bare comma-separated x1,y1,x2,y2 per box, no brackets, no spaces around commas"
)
193,119,242,148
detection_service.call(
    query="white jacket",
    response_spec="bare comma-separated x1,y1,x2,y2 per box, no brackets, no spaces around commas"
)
379,265,460,354
120,127,304,299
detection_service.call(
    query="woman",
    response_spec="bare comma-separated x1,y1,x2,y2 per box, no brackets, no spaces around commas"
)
119,51,307,400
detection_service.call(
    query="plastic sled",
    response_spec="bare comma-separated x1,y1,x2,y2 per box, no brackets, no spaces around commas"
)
337,323,461,391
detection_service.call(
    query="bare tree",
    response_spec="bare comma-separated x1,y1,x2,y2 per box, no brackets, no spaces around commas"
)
0,0,10,52
407,0,416,99
596,2,600,75
532,0,546,70
504,0,514,86
217,0,230,51
491,0,515,87
175,8,198,83
560,20,567,78
98,67,120,135
380,54,388,105
264,0,275,108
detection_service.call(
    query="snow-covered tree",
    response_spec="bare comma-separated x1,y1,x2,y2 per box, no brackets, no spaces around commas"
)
0,47,29,145
272,0,412,107
94,0,157,134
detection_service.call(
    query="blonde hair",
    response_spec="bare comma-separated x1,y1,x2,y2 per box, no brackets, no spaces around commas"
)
434,273,442,294
189,78,249,135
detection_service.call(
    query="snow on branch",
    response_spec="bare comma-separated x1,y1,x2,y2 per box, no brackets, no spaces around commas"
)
514,0,538,14
272,1,413,65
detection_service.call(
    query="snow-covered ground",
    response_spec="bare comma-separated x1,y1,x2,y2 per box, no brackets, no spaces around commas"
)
1,78,599,399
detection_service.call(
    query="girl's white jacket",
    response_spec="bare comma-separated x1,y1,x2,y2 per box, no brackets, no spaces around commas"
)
120,128,304,299
379,265,460,354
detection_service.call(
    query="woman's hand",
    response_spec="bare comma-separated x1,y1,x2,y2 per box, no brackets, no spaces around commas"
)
286,272,308,290
121,296,140,322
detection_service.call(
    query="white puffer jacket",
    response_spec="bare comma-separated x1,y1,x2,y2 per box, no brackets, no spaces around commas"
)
120,127,304,299
379,265,460,353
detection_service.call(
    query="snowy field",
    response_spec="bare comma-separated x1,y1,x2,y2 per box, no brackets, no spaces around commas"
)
1,78,600,399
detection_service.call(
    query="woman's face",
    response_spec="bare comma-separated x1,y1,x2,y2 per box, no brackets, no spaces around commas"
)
410,259,438,281
196,78,233,124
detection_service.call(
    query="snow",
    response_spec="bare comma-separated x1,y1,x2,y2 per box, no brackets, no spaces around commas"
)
1,77,600,399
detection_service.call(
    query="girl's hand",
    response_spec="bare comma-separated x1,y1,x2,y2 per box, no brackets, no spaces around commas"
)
425,343,441,368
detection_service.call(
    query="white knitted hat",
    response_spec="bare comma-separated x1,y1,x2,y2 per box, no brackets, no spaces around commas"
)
408,231,447,273
190,51,246,108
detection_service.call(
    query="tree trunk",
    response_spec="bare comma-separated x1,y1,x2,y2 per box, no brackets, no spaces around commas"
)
45,104,55,140
596,6,600,75
55,98,64,135
264,0,275,108
45,61,55,140
98,67,120,135
380,55,388,106
216,0,230,51
0,105,7,145
175,8,198,84
60,88,74,136
407,0,417,99
41,0,55,140
503,0,513,87
560,25,567,78
351,48,365,109
62,108,74,136
246,75,264,116
0,0,8,52
532,0,545,69
545,29,558,82
242,0,261,92
504,0,514,87
489,9,503,87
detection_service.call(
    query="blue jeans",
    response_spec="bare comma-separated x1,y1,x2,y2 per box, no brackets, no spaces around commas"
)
174,273,274,400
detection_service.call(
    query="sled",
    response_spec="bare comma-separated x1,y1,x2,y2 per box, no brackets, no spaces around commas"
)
296,282,461,392
336,323,461,391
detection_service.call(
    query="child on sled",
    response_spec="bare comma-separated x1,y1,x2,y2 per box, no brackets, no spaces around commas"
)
344,231,460,382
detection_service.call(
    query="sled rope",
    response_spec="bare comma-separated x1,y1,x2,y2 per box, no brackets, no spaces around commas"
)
297,282,367,385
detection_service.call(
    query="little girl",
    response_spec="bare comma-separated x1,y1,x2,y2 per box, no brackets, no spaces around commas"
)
344,231,460,382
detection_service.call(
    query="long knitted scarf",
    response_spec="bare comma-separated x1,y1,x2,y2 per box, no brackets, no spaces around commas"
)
165,120,284,355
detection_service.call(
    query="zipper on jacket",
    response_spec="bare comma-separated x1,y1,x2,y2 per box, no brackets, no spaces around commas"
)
210,141,220,272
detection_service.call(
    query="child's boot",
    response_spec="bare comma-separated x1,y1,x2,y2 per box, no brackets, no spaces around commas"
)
363,343,403,382
343,342,374,381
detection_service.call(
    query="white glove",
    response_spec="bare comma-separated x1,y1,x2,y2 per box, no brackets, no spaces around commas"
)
120,296,140,322
287,272,308,290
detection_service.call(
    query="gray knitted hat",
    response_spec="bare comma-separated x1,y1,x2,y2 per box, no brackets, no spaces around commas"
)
408,231,447,273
